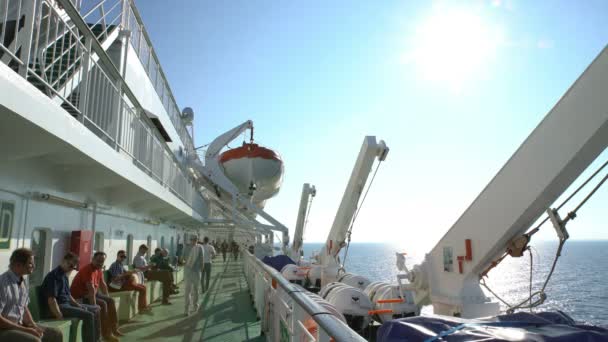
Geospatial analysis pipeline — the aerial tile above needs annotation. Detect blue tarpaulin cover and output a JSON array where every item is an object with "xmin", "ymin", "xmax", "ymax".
[
  {"xmin": 261, "ymin": 255, "xmax": 295, "ymax": 273},
  {"xmin": 376, "ymin": 311, "xmax": 608, "ymax": 342}
]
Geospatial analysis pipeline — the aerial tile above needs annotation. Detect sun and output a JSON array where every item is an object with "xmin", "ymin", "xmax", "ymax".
[{"xmin": 405, "ymin": 7, "xmax": 502, "ymax": 91}]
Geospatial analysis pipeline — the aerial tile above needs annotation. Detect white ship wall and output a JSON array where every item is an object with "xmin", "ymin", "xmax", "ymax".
[
  {"xmin": 0, "ymin": 159, "xmax": 191, "ymax": 282},
  {"xmin": 0, "ymin": 156, "xmax": 214, "ymax": 284}
]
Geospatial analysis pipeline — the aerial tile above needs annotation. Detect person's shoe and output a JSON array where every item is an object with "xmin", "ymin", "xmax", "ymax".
[
  {"xmin": 140, "ymin": 306, "xmax": 152, "ymax": 313},
  {"xmin": 103, "ymin": 334, "xmax": 119, "ymax": 342},
  {"xmin": 162, "ymin": 300, "xmax": 172, "ymax": 305}
]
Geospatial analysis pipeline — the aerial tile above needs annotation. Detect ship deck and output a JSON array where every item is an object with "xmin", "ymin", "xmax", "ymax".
[{"xmin": 121, "ymin": 260, "xmax": 263, "ymax": 342}]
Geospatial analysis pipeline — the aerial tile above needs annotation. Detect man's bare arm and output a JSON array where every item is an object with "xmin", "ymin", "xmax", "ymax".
[
  {"xmin": 47, "ymin": 297, "xmax": 63, "ymax": 319},
  {"xmin": 99, "ymin": 278, "xmax": 109, "ymax": 295},
  {"xmin": 86, "ymin": 282, "xmax": 96, "ymax": 305}
]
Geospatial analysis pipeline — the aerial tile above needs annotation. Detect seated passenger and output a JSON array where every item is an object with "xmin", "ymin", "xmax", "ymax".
[
  {"xmin": 0, "ymin": 248, "xmax": 62, "ymax": 342},
  {"xmin": 149, "ymin": 248, "xmax": 164, "ymax": 269},
  {"xmin": 108, "ymin": 250, "xmax": 151, "ymax": 312},
  {"xmin": 70, "ymin": 252, "xmax": 123, "ymax": 341},
  {"xmin": 40, "ymin": 252, "xmax": 101, "ymax": 342},
  {"xmin": 157, "ymin": 248, "xmax": 175, "ymax": 276},
  {"xmin": 133, "ymin": 245, "xmax": 177, "ymax": 305}
]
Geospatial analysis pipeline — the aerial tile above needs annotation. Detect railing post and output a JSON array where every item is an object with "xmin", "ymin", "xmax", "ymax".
[
  {"xmin": 292, "ymin": 303, "xmax": 306, "ymax": 342},
  {"xmin": 115, "ymin": 25, "xmax": 130, "ymax": 152},
  {"xmin": 78, "ymin": 37, "xmax": 93, "ymax": 122},
  {"xmin": 121, "ymin": 0, "xmax": 130, "ymax": 29},
  {"xmin": 18, "ymin": 0, "xmax": 37, "ymax": 78},
  {"xmin": 114, "ymin": 84, "xmax": 123, "ymax": 151}
]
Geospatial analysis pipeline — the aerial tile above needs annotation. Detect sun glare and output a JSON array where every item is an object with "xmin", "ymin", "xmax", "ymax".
[{"xmin": 405, "ymin": 7, "xmax": 502, "ymax": 91}]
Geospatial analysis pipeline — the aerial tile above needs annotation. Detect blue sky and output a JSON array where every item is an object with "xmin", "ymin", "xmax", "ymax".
[{"xmin": 135, "ymin": 0, "xmax": 608, "ymax": 252}]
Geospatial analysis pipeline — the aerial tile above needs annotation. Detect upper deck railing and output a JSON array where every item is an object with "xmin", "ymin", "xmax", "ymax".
[
  {"xmin": 123, "ymin": 2, "xmax": 195, "ymax": 153},
  {"xmin": 71, "ymin": 0, "xmax": 195, "ymax": 152},
  {"xmin": 0, "ymin": 0, "xmax": 197, "ymax": 207}
]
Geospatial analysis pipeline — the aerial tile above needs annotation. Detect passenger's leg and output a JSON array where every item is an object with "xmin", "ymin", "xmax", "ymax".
[
  {"xmin": 80, "ymin": 303, "xmax": 102, "ymax": 342},
  {"xmin": 201, "ymin": 264, "xmax": 207, "ymax": 293},
  {"xmin": 146, "ymin": 270, "xmax": 173, "ymax": 303},
  {"xmin": 39, "ymin": 326, "xmax": 62, "ymax": 342},
  {"xmin": 96, "ymin": 293, "xmax": 120, "ymax": 335},
  {"xmin": 204, "ymin": 263, "xmax": 212, "ymax": 292},
  {"xmin": 122, "ymin": 281, "xmax": 149, "ymax": 310},
  {"xmin": 184, "ymin": 272, "xmax": 193, "ymax": 314},
  {"xmin": 59, "ymin": 304, "xmax": 97, "ymax": 342},
  {"xmin": 191, "ymin": 271, "xmax": 200, "ymax": 311},
  {"xmin": 0, "ymin": 328, "xmax": 41, "ymax": 341},
  {"xmin": 84, "ymin": 296, "xmax": 112, "ymax": 339}
]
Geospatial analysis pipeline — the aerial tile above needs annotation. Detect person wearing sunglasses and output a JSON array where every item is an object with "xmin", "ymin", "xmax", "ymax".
[
  {"xmin": 108, "ymin": 251, "xmax": 150, "ymax": 313},
  {"xmin": 40, "ymin": 252, "xmax": 102, "ymax": 341}
]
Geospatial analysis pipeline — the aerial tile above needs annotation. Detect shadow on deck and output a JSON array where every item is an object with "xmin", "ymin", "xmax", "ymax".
[{"xmin": 121, "ymin": 259, "xmax": 263, "ymax": 342}]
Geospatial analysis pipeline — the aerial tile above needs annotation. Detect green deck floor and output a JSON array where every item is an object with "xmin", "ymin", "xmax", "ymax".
[{"xmin": 121, "ymin": 260, "xmax": 263, "ymax": 342}]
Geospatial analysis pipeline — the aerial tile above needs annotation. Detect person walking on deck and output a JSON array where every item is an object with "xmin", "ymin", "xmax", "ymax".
[
  {"xmin": 220, "ymin": 240, "xmax": 228, "ymax": 262},
  {"xmin": 41, "ymin": 252, "xmax": 101, "ymax": 342},
  {"xmin": 108, "ymin": 251, "xmax": 150, "ymax": 313},
  {"xmin": 70, "ymin": 251, "xmax": 123, "ymax": 341},
  {"xmin": 184, "ymin": 235, "xmax": 205, "ymax": 316},
  {"xmin": 232, "ymin": 242, "xmax": 240, "ymax": 261},
  {"xmin": 0, "ymin": 248, "xmax": 63, "ymax": 342},
  {"xmin": 200, "ymin": 237, "xmax": 216, "ymax": 293}
]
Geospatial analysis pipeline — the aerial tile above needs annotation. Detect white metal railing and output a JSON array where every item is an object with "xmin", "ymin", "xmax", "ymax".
[
  {"xmin": 0, "ymin": 0, "xmax": 195, "ymax": 206},
  {"xmin": 124, "ymin": 1, "xmax": 195, "ymax": 153},
  {"xmin": 242, "ymin": 250, "xmax": 366, "ymax": 342}
]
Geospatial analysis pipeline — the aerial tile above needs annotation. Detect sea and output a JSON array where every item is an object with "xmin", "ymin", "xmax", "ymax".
[{"xmin": 301, "ymin": 240, "xmax": 608, "ymax": 327}]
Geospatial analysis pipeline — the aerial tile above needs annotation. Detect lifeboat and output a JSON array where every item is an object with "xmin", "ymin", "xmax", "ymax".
[{"xmin": 219, "ymin": 143, "xmax": 284, "ymax": 207}]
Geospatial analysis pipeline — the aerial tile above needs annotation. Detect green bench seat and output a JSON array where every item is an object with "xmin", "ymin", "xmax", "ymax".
[
  {"xmin": 103, "ymin": 270, "xmax": 139, "ymax": 322},
  {"xmin": 28, "ymin": 286, "xmax": 82, "ymax": 342},
  {"xmin": 174, "ymin": 267, "xmax": 184, "ymax": 283},
  {"xmin": 146, "ymin": 280, "xmax": 162, "ymax": 303}
]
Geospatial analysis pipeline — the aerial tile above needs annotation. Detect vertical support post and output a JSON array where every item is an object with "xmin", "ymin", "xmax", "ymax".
[
  {"xmin": 115, "ymin": 27, "xmax": 130, "ymax": 151},
  {"xmin": 18, "ymin": 0, "xmax": 36, "ymax": 78},
  {"xmin": 78, "ymin": 37, "xmax": 92, "ymax": 122},
  {"xmin": 114, "ymin": 89, "xmax": 123, "ymax": 151},
  {"xmin": 292, "ymin": 302, "xmax": 306, "ymax": 342}
]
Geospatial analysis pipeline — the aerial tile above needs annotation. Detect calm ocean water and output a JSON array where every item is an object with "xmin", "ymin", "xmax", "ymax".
[{"xmin": 302, "ymin": 240, "xmax": 608, "ymax": 327}]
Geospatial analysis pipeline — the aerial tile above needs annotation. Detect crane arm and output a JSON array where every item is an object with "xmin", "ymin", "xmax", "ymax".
[
  {"xmin": 291, "ymin": 183, "xmax": 316, "ymax": 259},
  {"xmin": 204, "ymin": 120, "xmax": 253, "ymax": 162},
  {"xmin": 323, "ymin": 136, "xmax": 388, "ymax": 262},
  {"xmin": 411, "ymin": 45, "xmax": 608, "ymax": 318}
]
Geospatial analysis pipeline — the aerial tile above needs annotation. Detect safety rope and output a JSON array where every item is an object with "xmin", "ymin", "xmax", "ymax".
[
  {"xmin": 526, "ymin": 158, "xmax": 608, "ymax": 237},
  {"xmin": 301, "ymin": 195, "xmax": 315, "ymax": 246},
  {"xmin": 529, "ymin": 247, "xmax": 533, "ymax": 311},
  {"xmin": 481, "ymin": 158, "xmax": 608, "ymax": 314},
  {"xmin": 340, "ymin": 161, "xmax": 383, "ymax": 269}
]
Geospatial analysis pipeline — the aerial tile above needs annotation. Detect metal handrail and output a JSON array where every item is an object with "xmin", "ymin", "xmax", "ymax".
[
  {"xmin": 57, "ymin": 0, "xmax": 198, "ymax": 205},
  {"xmin": 0, "ymin": 0, "xmax": 198, "ymax": 208},
  {"xmin": 124, "ymin": 0, "xmax": 194, "ymax": 153},
  {"xmin": 243, "ymin": 250, "xmax": 366, "ymax": 342}
]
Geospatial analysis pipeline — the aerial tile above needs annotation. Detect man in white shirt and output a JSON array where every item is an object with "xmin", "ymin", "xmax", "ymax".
[
  {"xmin": 184, "ymin": 236, "xmax": 205, "ymax": 315},
  {"xmin": 200, "ymin": 237, "xmax": 216, "ymax": 293}
]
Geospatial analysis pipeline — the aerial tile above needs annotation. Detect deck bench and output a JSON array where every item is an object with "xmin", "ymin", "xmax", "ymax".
[
  {"xmin": 28, "ymin": 286, "xmax": 82, "ymax": 342},
  {"xmin": 103, "ymin": 270, "xmax": 139, "ymax": 322}
]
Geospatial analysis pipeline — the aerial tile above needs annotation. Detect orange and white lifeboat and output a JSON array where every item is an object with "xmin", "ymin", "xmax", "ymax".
[{"xmin": 219, "ymin": 143, "xmax": 284, "ymax": 207}]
